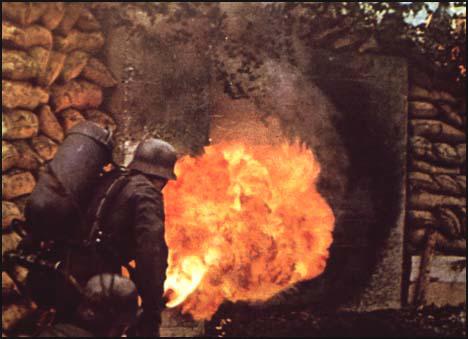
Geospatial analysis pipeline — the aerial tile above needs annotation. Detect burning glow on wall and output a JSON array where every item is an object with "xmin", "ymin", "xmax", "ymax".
[{"xmin": 163, "ymin": 140, "xmax": 335, "ymax": 320}]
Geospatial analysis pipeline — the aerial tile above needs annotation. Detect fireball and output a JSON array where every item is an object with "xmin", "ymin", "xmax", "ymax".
[{"xmin": 163, "ymin": 140, "xmax": 334, "ymax": 320}]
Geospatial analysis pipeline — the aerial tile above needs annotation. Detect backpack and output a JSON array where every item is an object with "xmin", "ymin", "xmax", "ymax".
[{"xmin": 25, "ymin": 121, "xmax": 114, "ymax": 242}]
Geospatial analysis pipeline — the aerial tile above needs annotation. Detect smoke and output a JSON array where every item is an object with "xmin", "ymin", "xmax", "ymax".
[
  {"xmin": 100, "ymin": 3, "xmax": 350, "ymax": 208},
  {"xmin": 258, "ymin": 60, "xmax": 350, "ymax": 209},
  {"xmin": 209, "ymin": 2, "xmax": 350, "ymax": 209},
  {"xmin": 209, "ymin": 57, "xmax": 350, "ymax": 212}
]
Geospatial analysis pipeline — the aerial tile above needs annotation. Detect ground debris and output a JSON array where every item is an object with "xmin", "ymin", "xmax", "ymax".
[{"xmin": 205, "ymin": 302, "xmax": 466, "ymax": 337}]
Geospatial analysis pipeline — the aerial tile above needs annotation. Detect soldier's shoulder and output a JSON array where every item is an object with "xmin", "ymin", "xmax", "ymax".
[
  {"xmin": 127, "ymin": 173, "xmax": 161, "ymax": 195},
  {"xmin": 128, "ymin": 172, "xmax": 152, "ymax": 186}
]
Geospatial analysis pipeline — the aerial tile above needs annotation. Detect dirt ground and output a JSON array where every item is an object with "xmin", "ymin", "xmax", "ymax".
[{"xmin": 205, "ymin": 302, "xmax": 467, "ymax": 337}]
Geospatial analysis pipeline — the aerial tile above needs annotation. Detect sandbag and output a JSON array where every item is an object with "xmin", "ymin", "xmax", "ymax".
[
  {"xmin": 2, "ymin": 232, "xmax": 22, "ymax": 257},
  {"xmin": 2, "ymin": 302, "xmax": 36, "ymax": 333},
  {"xmin": 51, "ymin": 80, "xmax": 102, "ymax": 112},
  {"xmin": 2, "ymin": 272, "xmax": 19, "ymax": 299},
  {"xmin": 23, "ymin": 25, "xmax": 53, "ymax": 48},
  {"xmin": 59, "ymin": 108, "xmax": 86, "ymax": 133},
  {"xmin": 41, "ymin": 2, "xmax": 65, "ymax": 30},
  {"xmin": 12, "ymin": 141, "xmax": 43, "ymax": 171},
  {"xmin": 2, "ymin": 109, "xmax": 39, "ymax": 140},
  {"xmin": 54, "ymin": 30, "xmax": 105, "ymax": 53},
  {"xmin": 2, "ymin": 21, "xmax": 26, "ymax": 48},
  {"xmin": 57, "ymin": 3, "xmax": 85, "ymax": 35},
  {"xmin": 84, "ymin": 109, "xmax": 117, "ymax": 133},
  {"xmin": 2, "ymin": 201, "xmax": 25, "ymax": 229},
  {"xmin": 25, "ymin": 121, "xmax": 113, "ymax": 241},
  {"xmin": 2, "ymin": 172, "xmax": 36, "ymax": 200},
  {"xmin": 2, "ymin": 22, "xmax": 53, "ymax": 49},
  {"xmin": 81, "ymin": 57, "xmax": 118, "ymax": 87},
  {"xmin": 28, "ymin": 46, "xmax": 50, "ymax": 76},
  {"xmin": 2, "ymin": 2, "xmax": 47, "ymax": 26},
  {"xmin": 2, "ymin": 49, "xmax": 38, "ymax": 80},
  {"xmin": 76, "ymin": 9, "xmax": 101, "ymax": 32},
  {"xmin": 2, "ymin": 142, "xmax": 19, "ymax": 172},
  {"xmin": 60, "ymin": 51, "xmax": 89, "ymax": 82},
  {"xmin": 38, "ymin": 105, "xmax": 65, "ymax": 143},
  {"xmin": 12, "ymin": 196, "xmax": 29, "ymax": 219},
  {"xmin": 31, "ymin": 135, "xmax": 58, "ymax": 162},
  {"xmin": 37, "ymin": 50, "xmax": 67, "ymax": 87},
  {"xmin": 2, "ymin": 80, "xmax": 49, "ymax": 110}
]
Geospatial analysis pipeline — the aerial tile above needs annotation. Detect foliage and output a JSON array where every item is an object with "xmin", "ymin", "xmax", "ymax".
[
  {"xmin": 360, "ymin": 2, "xmax": 466, "ymax": 83},
  {"xmin": 277, "ymin": 2, "xmax": 466, "ymax": 84}
]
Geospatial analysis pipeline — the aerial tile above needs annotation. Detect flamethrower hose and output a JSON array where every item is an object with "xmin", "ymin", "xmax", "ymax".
[
  {"xmin": 2, "ymin": 251, "xmax": 85, "ymax": 298},
  {"xmin": 3, "ymin": 251, "xmax": 143, "ymax": 337},
  {"xmin": 3, "ymin": 219, "xmax": 84, "ymax": 298}
]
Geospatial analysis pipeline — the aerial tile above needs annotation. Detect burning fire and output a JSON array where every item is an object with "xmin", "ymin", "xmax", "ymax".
[{"xmin": 163, "ymin": 140, "xmax": 335, "ymax": 320}]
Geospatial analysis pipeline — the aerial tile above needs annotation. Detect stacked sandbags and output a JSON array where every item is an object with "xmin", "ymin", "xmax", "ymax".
[
  {"xmin": 1, "ymin": 2, "xmax": 117, "ymax": 336},
  {"xmin": 407, "ymin": 69, "xmax": 466, "ymax": 256}
]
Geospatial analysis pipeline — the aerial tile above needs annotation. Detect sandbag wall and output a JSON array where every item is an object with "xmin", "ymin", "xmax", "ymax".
[
  {"xmin": 406, "ymin": 74, "xmax": 466, "ymax": 255},
  {"xmin": 2, "ymin": 3, "xmax": 117, "ymax": 335},
  {"xmin": 406, "ymin": 69, "xmax": 466, "ymax": 306}
]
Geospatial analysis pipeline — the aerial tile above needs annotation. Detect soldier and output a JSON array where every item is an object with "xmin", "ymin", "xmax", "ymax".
[
  {"xmin": 75, "ymin": 138, "xmax": 178, "ymax": 336},
  {"xmin": 21, "ymin": 133, "xmax": 177, "ymax": 336},
  {"xmin": 39, "ymin": 274, "xmax": 139, "ymax": 337}
]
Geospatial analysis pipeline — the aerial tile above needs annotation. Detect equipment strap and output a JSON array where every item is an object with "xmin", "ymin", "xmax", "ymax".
[{"xmin": 87, "ymin": 168, "xmax": 131, "ymax": 244}]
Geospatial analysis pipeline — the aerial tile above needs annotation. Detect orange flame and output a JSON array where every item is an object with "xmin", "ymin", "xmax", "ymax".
[{"xmin": 163, "ymin": 140, "xmax": 335, "ymax": 320}]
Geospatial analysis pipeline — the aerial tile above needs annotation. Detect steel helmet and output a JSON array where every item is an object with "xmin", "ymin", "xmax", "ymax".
[
  {"xmin": 76, "ymin": 274, "xmax": 138, "ymax": 335},
  {"xmin": 128, "ymin": 138, "xmax": 177, "ymax": 180}
]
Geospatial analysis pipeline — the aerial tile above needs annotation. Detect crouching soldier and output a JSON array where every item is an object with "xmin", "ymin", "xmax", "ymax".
[
  {"xmin": 23, "ymin": 127, "xmax": 178, "ymax": 337},
  {"xmin": 70, "ymin": 138, "xmax": 178, "ymax": 336},
  {"xmin": 39, "ymin": 274, "xmax": 139, "ymax": 337}
]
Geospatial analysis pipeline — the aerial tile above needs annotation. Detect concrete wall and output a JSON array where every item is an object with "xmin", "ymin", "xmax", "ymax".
[{"xmin": 95, "ymin": 3, "xmax": 410, "ymax": 313}]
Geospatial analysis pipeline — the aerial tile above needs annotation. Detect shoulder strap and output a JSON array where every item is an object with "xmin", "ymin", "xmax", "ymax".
[{"xmin": 86, "ymin": 168, "xmax": 132, "ymax": 244}]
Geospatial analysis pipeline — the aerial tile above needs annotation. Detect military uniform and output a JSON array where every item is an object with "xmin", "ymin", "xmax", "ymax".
[
  {"xmin": 72, "ymin": 169, "xmax": 169, "ymax": 336},
  {"xmin": 24, "ymin": 137, "xmax": 176, "ymax": 336}
]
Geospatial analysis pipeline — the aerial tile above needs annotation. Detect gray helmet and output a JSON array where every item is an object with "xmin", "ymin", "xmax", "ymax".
[
  {"xmin": 76, "ymin": 274, "xmax": 138, "ymax": 336},
  {"xmin": 128, "ymin": 138, "xmax": 177, "ymax": 180}
]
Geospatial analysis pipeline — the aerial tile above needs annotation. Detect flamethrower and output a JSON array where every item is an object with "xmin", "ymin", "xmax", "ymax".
[
  {"xmin": 2, "ymin": 220, "xmax": 82, "ymax": 304},
  {"xmin": 2, "ymin": 220, "xmax": 143, "ymax": 337},
  {"xmin": 3, "ymin": 250, "xmax": 84, "ymax": 298}
]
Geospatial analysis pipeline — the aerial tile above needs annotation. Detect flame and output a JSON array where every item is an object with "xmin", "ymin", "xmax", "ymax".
[
  {"xmin": 163, "ymin": 140, "xmax": 335, "ymax": 320},
  {"xmin": 164, "ymin": 256, "xmax": 208, "ymax": 308}
]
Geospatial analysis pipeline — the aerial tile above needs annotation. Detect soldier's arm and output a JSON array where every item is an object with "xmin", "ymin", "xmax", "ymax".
[{"xmin": 132, "ymin": 181, "xmax": 168, "ymax": 335}]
